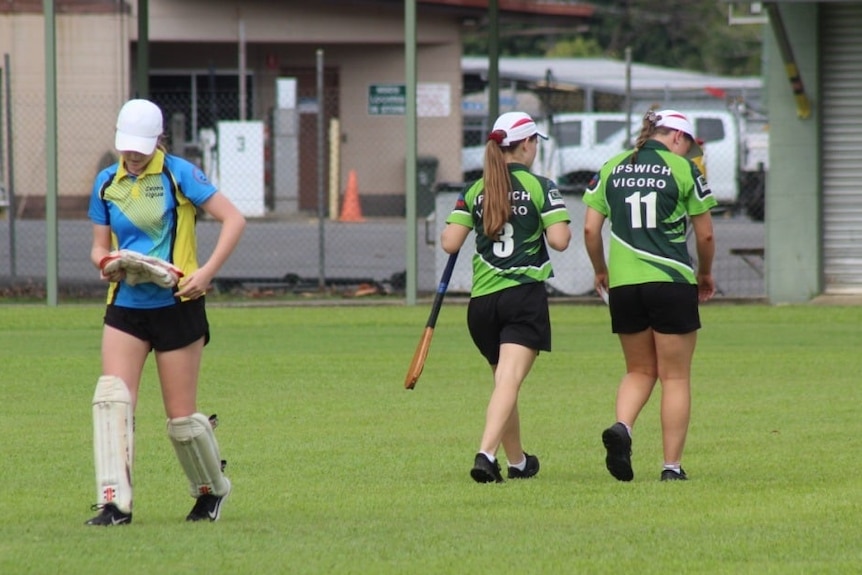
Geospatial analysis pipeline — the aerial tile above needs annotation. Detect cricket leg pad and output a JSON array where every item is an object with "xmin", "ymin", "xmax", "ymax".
[
  {"xmin": 92, "ymin": 375, "xmax": 134, "ymax": 514},
  {"xmin": 167, "ymin": 413, "xmax": 231, "ymax": 498}
]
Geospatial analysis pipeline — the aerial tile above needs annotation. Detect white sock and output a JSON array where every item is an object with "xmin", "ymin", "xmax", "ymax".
[
  {"xmin": 663, "ymin": 463, "xmax": 681, "ymax": 473},
  {"xmin": 480, "ymin": 451, "xmax": 496, "ymax": 463},
  {"xmin": 508, "ymin": 456, "xmax": 527, "ymax": 470},
  {"xmin": 620, "ymin": 422, "xmax": 633, "ymax": 437}
]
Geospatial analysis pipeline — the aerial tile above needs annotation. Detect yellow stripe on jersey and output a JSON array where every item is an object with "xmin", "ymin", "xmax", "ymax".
[
  {"xmin": 164, "ymin": 168, "xmax": 200, "ymax": 283},
  {"xmin": 105, "ymin": 152, "xmax": 169, "ymax": 242}
]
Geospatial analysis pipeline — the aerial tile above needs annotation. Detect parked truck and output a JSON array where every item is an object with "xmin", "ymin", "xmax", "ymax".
[
  {"xmin": 462, "ymin": 108, "xmax": 768, "ymax": 220},
  {"xmin": 544, "ymin": 109, "xmax": 769, "ymax": 220}
]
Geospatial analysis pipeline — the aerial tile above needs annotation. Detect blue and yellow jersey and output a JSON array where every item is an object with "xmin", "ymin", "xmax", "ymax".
[{"xmin": 88, "ymin": 150, "xmax": 217, "ymax": 308}]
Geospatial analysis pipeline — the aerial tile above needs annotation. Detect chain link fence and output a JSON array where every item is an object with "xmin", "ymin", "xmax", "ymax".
[{"xmin": 0, "ymin": 63, "xmax": 765, "ymax": 301}]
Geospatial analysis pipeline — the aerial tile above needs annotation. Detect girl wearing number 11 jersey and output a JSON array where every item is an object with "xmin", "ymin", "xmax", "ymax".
[{"xmin": 583, "ymin": 108, "xmax": 716, "ymax": 483}]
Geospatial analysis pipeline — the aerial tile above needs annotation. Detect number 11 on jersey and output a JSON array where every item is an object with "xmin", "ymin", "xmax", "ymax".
[{"xmin": 625, "ymin": 191, "xmax": 657, "ymax": 229}]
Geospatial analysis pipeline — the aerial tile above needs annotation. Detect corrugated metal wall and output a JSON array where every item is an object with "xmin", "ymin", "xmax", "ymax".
[{"xmin": 821, "ymin": 2, "xmax": 862, "ymax": 293}]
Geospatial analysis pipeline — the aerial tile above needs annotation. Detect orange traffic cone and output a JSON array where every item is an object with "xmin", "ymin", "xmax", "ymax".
[{"xmin": 339, "ymin": 169, "xmax": 365, "ymax": 222}]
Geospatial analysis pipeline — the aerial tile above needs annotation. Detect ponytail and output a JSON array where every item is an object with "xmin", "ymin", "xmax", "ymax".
[
  {"xmin": 630, "ymin": 109, "xmax": 659, "ymax": 165},
  {"xmin": 482, "ymin": 130, "xmax": 513, "ymax": 240}
]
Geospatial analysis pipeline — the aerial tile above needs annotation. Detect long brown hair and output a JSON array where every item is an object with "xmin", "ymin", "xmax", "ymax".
[{"xmin": 482, "ymin": 129, "xmax": 516, "ymax": 240}]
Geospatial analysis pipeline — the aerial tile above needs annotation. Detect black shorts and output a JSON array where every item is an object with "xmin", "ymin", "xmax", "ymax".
[
  {"xmin": 104, "ymin": 298, "xmax": 210, "ymax": 352},
  {"xmin": 609, "ymin": 282, "xmax": 700, "ymax": 335},
  {"xmin": 467, "ymin": 282, "xmax": 551, "ymax": 365}
]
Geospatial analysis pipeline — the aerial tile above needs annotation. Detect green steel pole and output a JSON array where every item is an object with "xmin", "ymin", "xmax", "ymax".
[
  {"xmin": 405, "ymin": 0, "xmax": 417, "ymax": 305},
  {"xmin": 43, "ymin": 0, "xmax": 58, "ymax": 306},
  {"xmin": 488, "ymin": 0, "xmax": 499, "ymax": 122},
  {"xmin": 4, "ymin": 53, "xmax": 16, "ymax": 278},
  {"xmin": 137, "ymin": 0, "xmax": 149, "ymax": 98},
  {"xmin": 316, "ymin": 49, "xmax": 325, "ymax": 289}
]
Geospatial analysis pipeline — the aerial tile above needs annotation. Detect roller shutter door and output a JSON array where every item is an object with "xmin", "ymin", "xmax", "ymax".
[{"xmin": 822, "ymin": 3, "xmax": 862, "ymax": 293}]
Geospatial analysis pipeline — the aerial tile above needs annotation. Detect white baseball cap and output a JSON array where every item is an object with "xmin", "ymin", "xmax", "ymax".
[
  {"xmin": 491, "ymin": 111, "xmax": 547, "ymax": 146},
  {"xmin": 115, "ymin": 99, "xmax": 163, "ymax": 155},
  {"xmin": 655, "ymin": 109, "xmax": 702, "ymax": 157}
]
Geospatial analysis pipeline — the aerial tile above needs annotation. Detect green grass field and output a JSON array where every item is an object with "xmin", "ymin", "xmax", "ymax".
[{"xmin": 0, "ymin": 302, "xmax": 859, "ymax": 574}]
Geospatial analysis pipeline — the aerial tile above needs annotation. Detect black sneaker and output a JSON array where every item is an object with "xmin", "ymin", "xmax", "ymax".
[
  {"xmin": 660, "ymin": 468, "xmax": 688, "ymax": 481},
  {"xmin": 186, "ymin": 479, "xmax": 231, "ymax": 522},
  {"xmin": 470, "ymin": 453, "xmax": 504, "ymax": 484},
  {"xmin": 602, "ymin": 422, "xmax": 634, "ymax": 482},
  {"xmin": 85, "ymin": 503, "xmax": 132, "ymax": 526},
  {"xmin": 507, "ymin": 452, "xmax": 540, "ymax": 479}
]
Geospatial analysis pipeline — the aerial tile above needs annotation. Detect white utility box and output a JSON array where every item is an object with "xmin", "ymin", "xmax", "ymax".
[{"xmin": 217, "ymin": 121, "xmax": 265, "ymax": 217}]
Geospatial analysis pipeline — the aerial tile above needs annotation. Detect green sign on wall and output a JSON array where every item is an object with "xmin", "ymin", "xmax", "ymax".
[{"xmin": 368, "ymin": 84, "xmax": 406, "ymax": 115}]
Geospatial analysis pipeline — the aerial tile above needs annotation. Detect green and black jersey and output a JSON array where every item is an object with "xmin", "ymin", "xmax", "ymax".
[
  {"xmin": 446, "ymin": 163, "xmax": 570, "ymax": 297},
  {"xmin": 582, "ymin": 140, "xmax": 717, "ymax": 288}
]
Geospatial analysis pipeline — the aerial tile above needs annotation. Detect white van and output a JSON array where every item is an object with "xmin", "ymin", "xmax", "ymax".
[{"xmin": 545, "ymin": 110, "xmax": 768, "ymax": 218}]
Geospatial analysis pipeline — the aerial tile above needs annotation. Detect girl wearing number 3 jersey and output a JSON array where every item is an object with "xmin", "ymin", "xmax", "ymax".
[
  {"xmin": 441, "ymin": 111, "xmax": 571, "ymax": 483},
  {"xmin": 583, "ymin": 108, "xmax": 717, "ymax": 483}
]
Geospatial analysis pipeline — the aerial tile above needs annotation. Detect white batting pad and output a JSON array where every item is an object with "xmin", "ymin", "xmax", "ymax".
[
  {"xmin": 92, "ymin": 375, "xmax": 134, "ymax": 514},
  {"xmin": 167, "ymin": 413, "xmax": 230, "ymax": 498}
]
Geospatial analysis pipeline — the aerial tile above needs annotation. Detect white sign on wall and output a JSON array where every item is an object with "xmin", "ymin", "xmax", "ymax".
[{"xmin": 417, "ymin": 83, "xmax": 450, "ymax": 117}]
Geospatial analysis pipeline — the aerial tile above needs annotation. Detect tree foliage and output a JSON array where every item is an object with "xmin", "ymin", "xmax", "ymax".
[{"xmin": 462, "ymin": 0, "xmax": 764, "ymax": 76}]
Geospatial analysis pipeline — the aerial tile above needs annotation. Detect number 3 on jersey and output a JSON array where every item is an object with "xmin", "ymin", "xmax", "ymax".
[
  {"xmin": 625, "ymin": 191, "xmax": 657, "ymax": 229},
  {"xmin": 493, "ymin": 223, "xmax": 515, "ymax": 257}
]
